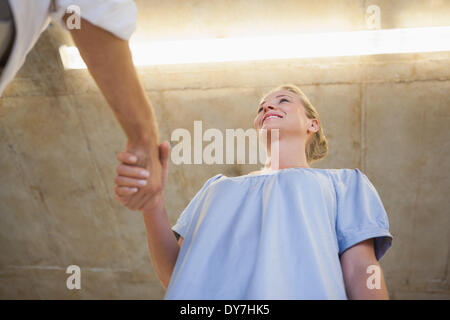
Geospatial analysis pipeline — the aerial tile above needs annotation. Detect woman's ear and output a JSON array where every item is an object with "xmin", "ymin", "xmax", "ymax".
[{"xmin": 308, "ymin": 119, "xmax": 320, "ymax": 134}]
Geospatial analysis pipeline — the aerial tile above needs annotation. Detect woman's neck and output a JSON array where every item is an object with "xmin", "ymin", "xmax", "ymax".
[{"xmin": 264, "ymin": 134, "xmax": 310, "ymax": 170}]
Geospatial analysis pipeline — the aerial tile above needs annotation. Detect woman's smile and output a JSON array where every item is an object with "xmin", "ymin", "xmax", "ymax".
[{"xmin": 262, "ymin": 111, "xmax": 284, "ymax": 125}]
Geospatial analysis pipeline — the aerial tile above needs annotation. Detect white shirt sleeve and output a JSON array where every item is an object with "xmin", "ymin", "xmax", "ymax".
[{"xmin": 49, "ymin": 0, "xmax": 137, "ymax": 40}]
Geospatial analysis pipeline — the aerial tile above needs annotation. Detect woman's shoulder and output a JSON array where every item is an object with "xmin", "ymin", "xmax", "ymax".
[
  {"xmin": 209, "ymin": 168, "xmax": 364, "ymax": 182},
  {"xmin": 204, "ymin": 173, "xmax": 224, "ymax": 185},
  {"xmin": 323, "ymin": 167, "xmax": 364, "ymax": 181},
  {"xmin": 331, "ymin": 167, "xmax": 366, "ymax": 178},
  {"xmin": 326, "ymin": 167, "xmax": 360, "ymax": 175},
  {"xmin": 326, "ymin": 168, "xmax": 377, "ymax": 194},
  {"xmin": 216, "ymin": 167, "xmax": 360, "ymax": 181}
]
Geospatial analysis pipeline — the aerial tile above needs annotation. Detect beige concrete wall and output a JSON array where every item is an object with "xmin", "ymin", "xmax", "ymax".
[{"xmin": 0, "ymin": 0, "xmax": 449, "ymax": 299}]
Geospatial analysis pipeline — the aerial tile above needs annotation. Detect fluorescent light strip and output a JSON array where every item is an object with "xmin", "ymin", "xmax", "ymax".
[{"xmin": 59, "ymin": 26, "xmax": 450, "ymax": 69}]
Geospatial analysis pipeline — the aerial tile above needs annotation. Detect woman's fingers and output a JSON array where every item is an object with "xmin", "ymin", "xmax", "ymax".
[
  {"xmin": 115, "ymin": 186, "xmax": 138, "ymax": 197},
  {"xmin": 114, "ymin": 192, "xmax": 126, "ymax": 202},
  {"xmin": 116, "ymin": 163, "xmax": 149, "ymax": 179},
  {"xmin": 116, "ymin": 151, "xmax": 138, "ymax": 165},
  {"xmin": 115, "ymin": 175, "xmax": 147, "ymax": 188}
]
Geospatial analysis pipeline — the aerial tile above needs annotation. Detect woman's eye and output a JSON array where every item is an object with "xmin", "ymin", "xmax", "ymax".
[{"xmin": 258, "ymin": 98, "xmax": 288, "ymax": 113}]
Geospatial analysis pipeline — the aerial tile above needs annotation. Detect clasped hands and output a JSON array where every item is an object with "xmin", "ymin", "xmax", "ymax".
[{"xmin": 114, "ymin": 141, "xmax": 170, "ymax": 214}]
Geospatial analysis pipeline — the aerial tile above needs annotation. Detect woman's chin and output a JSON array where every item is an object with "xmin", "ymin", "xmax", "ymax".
[{"xmin": 261, "ymin": 123, "xmax": 282, "ymax": 131}]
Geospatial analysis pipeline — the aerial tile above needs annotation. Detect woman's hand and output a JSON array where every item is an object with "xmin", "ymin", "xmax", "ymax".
[{"xmin": 114, "ymin": 141, "xmax": 170, "ymax": 213}]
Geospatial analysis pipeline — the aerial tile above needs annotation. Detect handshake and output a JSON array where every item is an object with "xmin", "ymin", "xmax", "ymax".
[{"xmin": 114, "ymin": 141, "xmax": 171, "ymax": 214}]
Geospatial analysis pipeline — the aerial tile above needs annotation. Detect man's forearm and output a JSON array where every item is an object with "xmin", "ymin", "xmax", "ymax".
[{"xmin": 68, "ymin": 17, "xmax": 158, "ymax": 148}]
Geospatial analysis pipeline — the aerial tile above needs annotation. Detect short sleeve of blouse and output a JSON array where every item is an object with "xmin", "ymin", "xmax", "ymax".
[
  {"xmin": 334, "ymin": 169, "xmax": 393, "ymax": 261},
  {"xmin": 172, "ymin": 174, "xmax": 222, "ymax": 239}
]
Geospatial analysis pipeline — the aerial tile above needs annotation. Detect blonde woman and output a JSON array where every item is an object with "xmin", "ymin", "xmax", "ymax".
[{"xmin": 114, "ymin": 84, "xmax": 393, "ymax": 299}]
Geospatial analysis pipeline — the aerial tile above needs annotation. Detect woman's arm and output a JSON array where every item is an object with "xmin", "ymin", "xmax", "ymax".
[
  {"xmin": 115, "ymin": 145, "xmax": 180, "ymax": 290},
  {"xmin": 140, "ymin": 199, "xmax": 181, "ymax": 290},
  {"xmin": 339, "ymin": 239, "xmax": 390, "ymax": 299}
]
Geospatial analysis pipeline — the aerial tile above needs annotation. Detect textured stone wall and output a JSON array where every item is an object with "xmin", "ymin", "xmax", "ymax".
[{"xmin": 0, "ymin": 0, "xmax": 449, "ymax": 299}]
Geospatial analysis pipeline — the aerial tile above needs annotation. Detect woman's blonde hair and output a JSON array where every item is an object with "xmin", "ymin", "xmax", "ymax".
[{"xmin": 260, "ymin": 84, "xmax": 329, "ymax": 165}]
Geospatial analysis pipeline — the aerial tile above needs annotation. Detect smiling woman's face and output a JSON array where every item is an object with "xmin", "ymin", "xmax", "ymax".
[{"xmin": 253, "ymin": 89, "xmax": 314, "ymax": 140}]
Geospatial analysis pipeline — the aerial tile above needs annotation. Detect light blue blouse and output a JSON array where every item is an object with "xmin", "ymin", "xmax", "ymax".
[{"xmin": 165, "ymin": 168, "xmax": 393, "ymax": 300}]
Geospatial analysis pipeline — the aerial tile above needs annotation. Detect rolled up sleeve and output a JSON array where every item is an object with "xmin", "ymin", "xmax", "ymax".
[{"xmin": 50, "ymin": 0, "xmax": 137, "ymax": 40}]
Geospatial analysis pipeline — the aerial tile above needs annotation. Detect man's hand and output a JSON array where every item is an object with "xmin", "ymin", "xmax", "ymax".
[{"xmin": 115, "ymin": 141, "xmax": 170, "ymax": 213}]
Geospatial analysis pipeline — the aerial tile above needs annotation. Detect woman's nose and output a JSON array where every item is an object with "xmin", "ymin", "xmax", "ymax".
[{"xmin": 263, "ymin": 105, "xmax": 275, "ymax": 113}]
